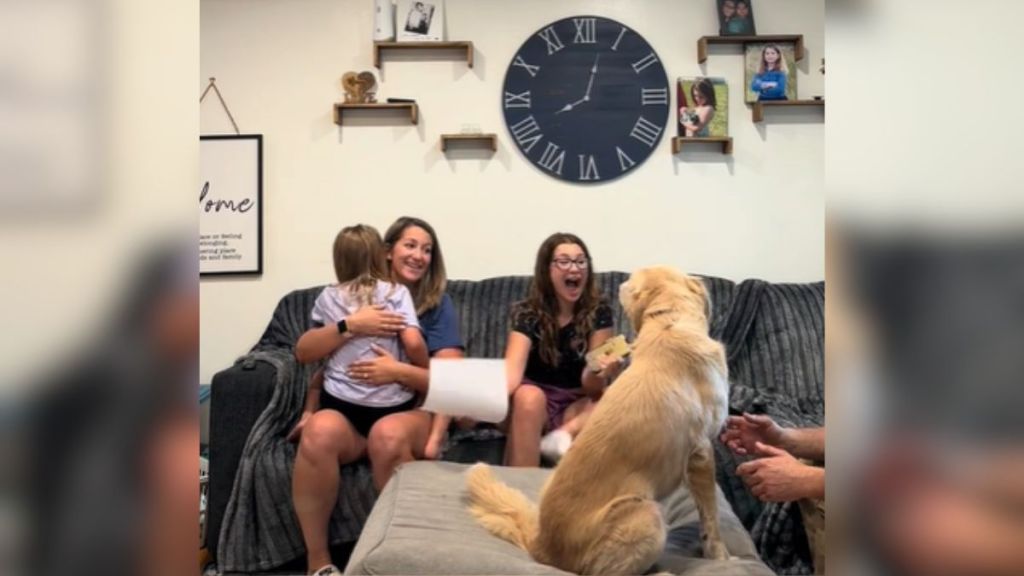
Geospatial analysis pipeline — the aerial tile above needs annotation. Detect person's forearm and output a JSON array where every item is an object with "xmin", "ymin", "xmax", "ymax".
[
  {"xmin": 303, "ymin": 386, "xmax": 321, "ymax": 413},
  {"xmin": 395, "ymin": 363, "xmax": 429, "ymax": 394},
  {"xmin": 581, "ymin": 369, "xmax": 606, "ymax": 397},
  {"xmin": 295, "ymin": 325, "xmax": 353, "ymax": 364},
  {"xmin": 782, "ymin": 427, "xmax": 825, "ymax": 461},
  {"xmin": 803, "ymin": 465, "xmax": 825, "ymax": 500}
]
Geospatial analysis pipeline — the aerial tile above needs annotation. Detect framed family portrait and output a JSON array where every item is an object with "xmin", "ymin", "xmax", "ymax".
[
  {"xmin": 744, "ymin": 42, "xmax": 798, "ymax": 103},
  {"xmin": 717, "ymin": 0, "xmax": 756, "ymax": 36},
  {"xmin": 396, "ymin": 0, "xmax": 445, "ymax": 42},
  {"xmin": 678, "ymin": 77, "xmax": 729, "ymax": 138},
  {"xmin": 199, "ymin": 134, "xmax": 263, "ymax": 276}
]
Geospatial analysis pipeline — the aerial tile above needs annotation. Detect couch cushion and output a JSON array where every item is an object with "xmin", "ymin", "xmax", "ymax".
[{"xmin": 344, "ymin": 461, "xmax": 773, "ymax": 576}]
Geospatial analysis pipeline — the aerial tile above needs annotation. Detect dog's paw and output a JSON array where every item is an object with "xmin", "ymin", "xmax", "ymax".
[{"xmin": 702, "ymin": 540, "xmax": 730, "ymax": 561}]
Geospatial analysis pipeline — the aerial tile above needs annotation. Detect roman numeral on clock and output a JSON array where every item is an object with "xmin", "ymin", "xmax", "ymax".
[
  {"xmin": 616, "ymin": 146, "xmax": 636, "ymax": 172},
  {"xmin": 573, "ymin": 18, "xmax": 596, "ymax": 44},
  {"xmin": 641, "ymin": 87, "xmax": 668, "ymax": 106},
  {"xmin": 611, "ymin": 27, "xmax": 627, "ymax": 51},
  {"xmin": 504, "ymin": 91, "xmax": 531, "ymax": 109},
  {"xmin": 629, "ymin": 117, "xmax": 662, "ymax": 148},
  {"xmin": 578, "ymin": 154, "xmax": 600, "ymax": 181},
  {"xmin": 538, "ymin": 26, "xmax": 565, "ymax": 55},
  {"xmin": 510, "ymin": 115, "xmax": 543, "ymax": 153},
  {"xmin": 631, "ymin": 52, "xmax": 659, "ymax": 74},
  {"xmin": 513, "ymin": 54, "xmax": 540, "ymax": 78},
  {"xmin": 537, "ymin": 142, "xmax": 566, "ymax": 175}
]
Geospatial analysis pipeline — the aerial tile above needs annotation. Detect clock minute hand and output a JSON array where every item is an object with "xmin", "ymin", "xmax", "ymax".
[
  {"xmin": 581, "ymin": 53, "xmax": 600, "ymax": 101},
  {"xmin": 554, "ymin": 54, "xmax": 601, "ymax": 115}
]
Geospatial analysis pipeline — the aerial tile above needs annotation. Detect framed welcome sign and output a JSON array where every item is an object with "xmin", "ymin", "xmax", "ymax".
[{"xmin": 199, "ymin": 134, "xmax": 263, "ymax": 276}]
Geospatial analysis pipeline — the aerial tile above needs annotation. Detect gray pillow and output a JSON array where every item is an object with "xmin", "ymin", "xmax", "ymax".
[{"xmin": 345, "ymin": 461, "xmax": 773, "ymax": 576}]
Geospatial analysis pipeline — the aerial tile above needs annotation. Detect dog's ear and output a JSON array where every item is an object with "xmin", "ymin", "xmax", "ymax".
[{"xmin": 683, "ymin": 275, "xmax": 711, "ymax": 321}]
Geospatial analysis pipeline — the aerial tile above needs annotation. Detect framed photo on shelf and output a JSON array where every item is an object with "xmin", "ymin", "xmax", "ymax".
[
  {"xmin": 396, "ymin": 0, "xmax": 445, "ymax": 42},
  {"xmin": 717, "ymin": 0, "xmax": 756, "ymax": 36},
  {"xmin": 744, "ymin": 42, "xmax": 797, "ymax": 103},
  {"xmin": 678, "ymin": 77, "xmax": 729, "ymax": 138},
  {"xmin": 199, "ymin": 134, "xmax": 263, "ymax": 276}
]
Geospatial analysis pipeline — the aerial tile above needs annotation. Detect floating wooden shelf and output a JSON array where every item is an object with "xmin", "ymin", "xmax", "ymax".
[
  {"xmin": 672, "ymin": 136, "xmax": 733, "ymax": 155},
  {"xmin": 440, "ymin": 133, "xmax": 497, "ymax": 152},
  {"xmin": 333, "ymin": 102, "xmax": 419, "ymax": 125},
  {"xmin": 751, "ymin": 99, "xmax": 824, "ymax": 122},
  {"xmin": 374, "ymin": 41, "xmax": 474, "ymax": 68},
  {"xmin": 697, "ymin": 35, "xmax": 804, "ymax": 63}
]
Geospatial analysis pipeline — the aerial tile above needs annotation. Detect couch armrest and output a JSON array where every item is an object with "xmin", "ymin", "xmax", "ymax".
[{"xmin": 205, "ymin": 356, "xmax": 278, "ymax": 555}]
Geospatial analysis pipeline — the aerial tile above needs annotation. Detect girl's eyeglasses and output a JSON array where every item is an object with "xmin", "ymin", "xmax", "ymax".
[{"xmin": 551, "ymin": 258, "xmax": 589, "ymax": 271}]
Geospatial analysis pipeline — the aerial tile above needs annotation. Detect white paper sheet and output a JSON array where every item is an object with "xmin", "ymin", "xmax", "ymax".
[{"xmin": 422, "ymin": 358, "xmax": 508, "ymax": 423}]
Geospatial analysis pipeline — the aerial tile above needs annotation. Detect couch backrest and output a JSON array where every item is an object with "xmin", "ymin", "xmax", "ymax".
[{"xmin": 254, "ymin": 272, "xmax": 741, "ymax": 358}]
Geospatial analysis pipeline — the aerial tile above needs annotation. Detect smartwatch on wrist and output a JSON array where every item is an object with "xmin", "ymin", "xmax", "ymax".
[{"xmin": 336, "ymin": 319, "xmax": 348, "ymax": 335}]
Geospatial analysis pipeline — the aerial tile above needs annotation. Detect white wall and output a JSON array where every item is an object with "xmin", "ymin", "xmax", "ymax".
[{"xmin": 200, "ymin": 0, "xmax": 824, "ymax": 383}]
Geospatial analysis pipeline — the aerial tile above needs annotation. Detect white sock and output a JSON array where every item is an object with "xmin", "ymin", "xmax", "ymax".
[{"xmin": 540, "ymin": 429, "xmax": 573, "ymax": 463}]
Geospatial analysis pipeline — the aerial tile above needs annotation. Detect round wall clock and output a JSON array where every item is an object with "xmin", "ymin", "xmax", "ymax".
[{"xmin": 502, "ymin": 16, "xmax": 670, "ymax": 183}]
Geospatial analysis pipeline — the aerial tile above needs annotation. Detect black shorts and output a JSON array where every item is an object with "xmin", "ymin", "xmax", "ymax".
[{"xmin": 318, "ymin": 393, "xmax": 417, "ymax": 438}]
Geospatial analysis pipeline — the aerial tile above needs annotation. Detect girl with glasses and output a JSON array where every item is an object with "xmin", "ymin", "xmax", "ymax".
[{"xmin": 503, "ymin": 232, "xmax": 623, "ymax": 466}]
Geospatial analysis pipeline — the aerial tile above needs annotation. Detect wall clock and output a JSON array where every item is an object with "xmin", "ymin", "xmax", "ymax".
[{"xmin": 502, "ymin": 16, "xmax": 670, "ymax": 183}]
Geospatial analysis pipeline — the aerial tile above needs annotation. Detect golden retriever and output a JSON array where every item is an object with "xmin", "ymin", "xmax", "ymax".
[{"xmin": 465, "ymin": 266, "xmax": 731, "ymax": 574}]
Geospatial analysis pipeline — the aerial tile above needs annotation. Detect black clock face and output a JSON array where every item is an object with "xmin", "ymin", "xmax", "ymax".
[{"xmin": 502, "ymin": 16, "xmax": 670, "ymax": 183}]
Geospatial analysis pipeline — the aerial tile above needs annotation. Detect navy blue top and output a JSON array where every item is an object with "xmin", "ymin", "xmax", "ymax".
[{"xmin": 420, "ymin": 293, "xmax": 464, "ymax": 355}]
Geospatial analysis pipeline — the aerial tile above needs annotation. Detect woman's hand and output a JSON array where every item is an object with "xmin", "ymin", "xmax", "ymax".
[
  {"xmin": 348, "ymin": 344, "xmax": 404, "ymax": 385},
  {"xmin": 346, "ymin": 305, "xmax": 407, "ymax": 337},
  {"xmin": 287, "ymin": 410, "xmax": 313, "ymax": 443}
]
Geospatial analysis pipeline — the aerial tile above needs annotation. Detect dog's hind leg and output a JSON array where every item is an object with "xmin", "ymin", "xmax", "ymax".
[
  {"xmin": 687, "ymin": 439, "xmax": 730, "ymax": 560},
  {"xmin": 577, "ymin": 495, "xmax": 667, "ymax": 575}
]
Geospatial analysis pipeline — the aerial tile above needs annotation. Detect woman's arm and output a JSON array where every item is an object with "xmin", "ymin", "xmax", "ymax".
[
  {"xmin": 581, "ymin": 327, "xmax": 617, "ymax": 396},
  {"xmin": 347, "ymin": 345, "xmax": 463, "ymax": 395},
  {"xmin": 505, "ymin": 331, "xmax": 531, "ymax": 395},
  {"xmin": 295, "ymin": 304, "xmax": 407, "ymax": 364},
  {"xmin": 693, "ymin": 107, "xmax": 715, "ymax": 133}
]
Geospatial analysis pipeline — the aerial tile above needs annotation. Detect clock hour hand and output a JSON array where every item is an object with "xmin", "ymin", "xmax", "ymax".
[{"xmin": 555, "ymin": 54, "xmax": 600, "ymax": 115}]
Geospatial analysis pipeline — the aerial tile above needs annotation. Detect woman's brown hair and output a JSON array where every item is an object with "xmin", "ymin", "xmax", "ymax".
[
  {"xmin": 383, "ymin": 216, "xmax": 447, "ymax": 316},
  {"xmin": 513, "ymin": 232, "xmax": 602, "ymax": 366}
]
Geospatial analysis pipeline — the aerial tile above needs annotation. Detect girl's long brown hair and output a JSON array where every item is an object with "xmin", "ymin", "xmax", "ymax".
[
  {"xmin": 332, "ymin": 224, "xmax": 391, "ymax": 305},
  {"xmin": 513, "ymin": 232, "xmax": 602, "ymax": 366},
  {"xmin": 383, "ymin": 216, "xmax": 447, "ymax": 316},
  {"xmin": 758, "ymin": 44, "xmax": 789, "ymax": 74}
]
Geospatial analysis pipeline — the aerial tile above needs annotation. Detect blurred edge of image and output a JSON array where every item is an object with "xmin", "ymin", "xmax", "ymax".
[{"xmin": 1, "ymin": 1, "xmax": 1023, "ymax": 576}]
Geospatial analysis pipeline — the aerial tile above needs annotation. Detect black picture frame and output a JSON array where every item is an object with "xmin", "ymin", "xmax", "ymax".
[{"xmin": 199, "ymin": 134, "xmax": 263, "ymax": 277}]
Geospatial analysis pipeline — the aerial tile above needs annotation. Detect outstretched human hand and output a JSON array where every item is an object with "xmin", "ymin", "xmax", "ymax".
[
  {"xmin": 719, "ymin": 412, "xmax": 787, "ymax": 456},
  {"xmin": 736, "ymin": 442, "xmax": 823, "ymax": 502}
]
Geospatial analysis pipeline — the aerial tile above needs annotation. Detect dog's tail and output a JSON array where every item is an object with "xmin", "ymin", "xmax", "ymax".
[{"xmin": 465, "ymin": 463, "xmax": 538, "ymax": 552}]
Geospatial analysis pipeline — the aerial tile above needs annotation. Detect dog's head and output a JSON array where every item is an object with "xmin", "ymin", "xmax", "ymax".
[{"xmin": 619, "ymin": 267, "xmax": 709, "ymax": 333}]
